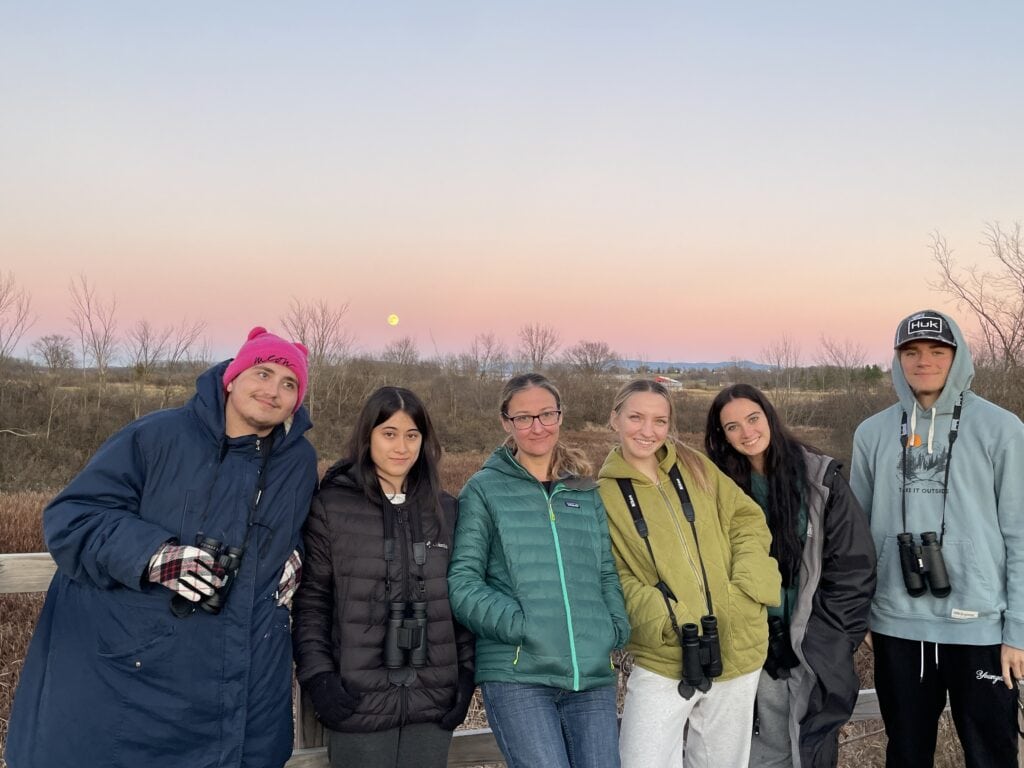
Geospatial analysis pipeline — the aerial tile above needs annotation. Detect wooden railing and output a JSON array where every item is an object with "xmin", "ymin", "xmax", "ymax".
[
  {"xmin": 3, "ymin": 552, "xmax": 1019, "ymax": 767},
  {"xmin": 0, "ymin": 552, "xmax": 504, "ymax": 767}
]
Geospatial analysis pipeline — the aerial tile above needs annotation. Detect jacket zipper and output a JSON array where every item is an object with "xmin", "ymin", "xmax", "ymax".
[
  {"xmin": 656, "ymin": 482, "xmax": 706, "ymax": 610},
  {"xmin": 397, "ymin": 505, "xmax": 411, "ymax": 725},
  {"xmin": 546, "ymin": 485, "xmax": 581, "ymax": 691}
]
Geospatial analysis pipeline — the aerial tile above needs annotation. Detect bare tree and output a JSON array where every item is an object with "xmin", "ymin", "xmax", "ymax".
[
  {"xmin": 126, "ymin": 320, "xmax": 173, "ymax": 374},
  {"xmin": 280, "ymin": 298, "xmax": 353, "ymax": 367},
  {"xmin": 126, "ymin": 319, "xmax": 203, "ymax": 417},
  {"xmin": 930, "ymin": 223, "xmax": 1024, "ymax": 369},
  {"xmin": 68, "ymin": 274, "xmax": 118, "ymax": 387},
  {"xmin": 517, "ymin": 323, "xmax": 560, "ymax": 370},
  {"xmin": 164, "ymin": 319, "xmax": 206, "ymax": 369},
  {"xmin": 31, "ymin": 334, "xmax": 76, "ymax": 371},
  {"xmin": 0, "ymin": 272, "xmax": 34, "ymax": 362},
  {"xmin": 817, "ymin": 336, "xmax": 867, "ymax": 394},
  {"xmin": 280, "ymin": 298, "xmax": 353, "ymax": 416},
  {"xmin": 563, "ymin": 339, "xmax": 618, "ymax": 373},
  {"xmin": 382, "ymin": 335, "xmax": 419, "ymax": 367},
  {"xmin": 760, "ymin": 334, "xmax": 802, "ymax": 391},
  {"xmin": 463, "ymin": 332, "xmax": 509, "ymax": 379}
]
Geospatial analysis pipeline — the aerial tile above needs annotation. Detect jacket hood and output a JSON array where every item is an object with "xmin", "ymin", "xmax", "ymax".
[
  {"xmin": 320, "ymin": 458, "xmax": 362, "ymax": 491},
  {"xmin": 598, "ymin": 441, "xmax": 678, "ymax": 485},
  {"xmin": 190, "ymin": 360, "xmax": 313, "ymax": 449},
  {"xmin": 891, "ymin": 310, "xmax": 974, "ymax": 415}
]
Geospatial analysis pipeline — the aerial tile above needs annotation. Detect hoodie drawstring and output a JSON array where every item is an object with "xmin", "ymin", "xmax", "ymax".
[
  {"xmin": 926, "ymin": 407, "xmax": 936, "ymax": 454},
  {"xmin": 909, "ymin": 402, "xmax": 938, "ymax": 455}
]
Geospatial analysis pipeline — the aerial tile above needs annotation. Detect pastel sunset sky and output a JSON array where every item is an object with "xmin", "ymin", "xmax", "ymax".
[{"xmin": 3, "ymin": 2, "xmax": 1022, "ymax": 367}]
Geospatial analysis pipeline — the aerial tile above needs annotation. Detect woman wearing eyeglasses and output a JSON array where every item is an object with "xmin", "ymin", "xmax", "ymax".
[{"xmin": 448, "ymin": 372, "xmax": 630, "ymax": 768}]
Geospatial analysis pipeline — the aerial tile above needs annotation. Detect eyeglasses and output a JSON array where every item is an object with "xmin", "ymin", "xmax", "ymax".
[{"xmin": 502, "ymin": 410, "xmax": 562, "ymax": 430}]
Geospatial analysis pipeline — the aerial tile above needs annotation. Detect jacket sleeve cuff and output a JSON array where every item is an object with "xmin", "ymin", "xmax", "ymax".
[{"xmin": 1002, "ymin": 613, "xmax": 1024, "ymax": 649}]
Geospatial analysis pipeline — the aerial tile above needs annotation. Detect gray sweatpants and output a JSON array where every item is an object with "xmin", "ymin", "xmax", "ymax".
[
  {"xmin": 619, "ymin": 665, "xmax": 760, "ymax": 768},
  {"xmin": 748, "ymin": 669, "xmax": 796, "ymax": 767}
]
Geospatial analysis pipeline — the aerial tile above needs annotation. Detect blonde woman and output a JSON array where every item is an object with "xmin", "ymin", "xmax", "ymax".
[{"xmin": 598, "ymin": 379, "xmax": 780, "ymax": 768}]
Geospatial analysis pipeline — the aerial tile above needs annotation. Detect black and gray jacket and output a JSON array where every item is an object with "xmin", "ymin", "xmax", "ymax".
[{"xmin": 786, "ymin": 449, "xmax": 876, "ymax": 768}]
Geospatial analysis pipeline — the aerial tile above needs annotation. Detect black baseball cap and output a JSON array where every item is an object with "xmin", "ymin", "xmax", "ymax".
[{"xmin": 894, "ymin": 310, "xmax": 957, "ymax": 349}]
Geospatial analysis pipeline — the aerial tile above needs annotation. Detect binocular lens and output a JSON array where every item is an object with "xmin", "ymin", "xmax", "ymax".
[{"xmin": 677, "ymin": 616, "xmax": 720, "ymax": 700}]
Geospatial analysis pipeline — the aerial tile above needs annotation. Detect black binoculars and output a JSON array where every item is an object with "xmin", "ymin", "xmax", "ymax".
[
  {"xmin": 678, "ymin": 615, "xmax": 723, "ymax": 699},
  {"xmin": 170, "ymin": 535, "xmax": 244, "ymax": 618},
  {"xmin": 383, "ymin": 600, "xmax": 428, "ymax": 669},
  {"xmin": 764, "ymin": 616, "xmax": 800, "ymax": 680},
  {"xmin": 897, "ymin": 531, "xmax": 951, "ymax": 598}
]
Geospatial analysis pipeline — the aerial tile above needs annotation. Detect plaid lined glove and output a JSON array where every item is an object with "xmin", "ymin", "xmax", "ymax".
[
  {"xmin": 307, "ymin": 671, "xmax": 360, "ymax": 730},
  {"xmin": 147, "ymin": 542, "xmax": 224, "ymax": 602},
  {"xmin": 275, "ymin": 549, "xmax": 302, "ymax": 607}
]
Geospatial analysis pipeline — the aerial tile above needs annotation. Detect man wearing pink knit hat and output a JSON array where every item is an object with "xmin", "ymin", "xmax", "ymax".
[
  {"xmin": 7, "ymin": 326, "xmax": 319, "ymax": 768},
  {"xmin": 223, "ymin": 325, "xmax": 310, "ymax": 436}
]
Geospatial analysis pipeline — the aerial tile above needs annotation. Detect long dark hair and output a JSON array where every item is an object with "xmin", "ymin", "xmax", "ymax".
[
  {"xmin": 499, "ymin": 372, "xmax": 592, "ymax": 478},
  {"xmin": 324, "ymin": 386, "xmax": 443, "ymax": 512},
  {"xmin": 704, "ymin": 384, "xmax": 812, "ymax": 588}
]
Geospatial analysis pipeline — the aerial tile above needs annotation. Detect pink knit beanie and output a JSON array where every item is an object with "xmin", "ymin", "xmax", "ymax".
[{"xmin": 222, "ymin": 327, "xmax": 310, "ymax": 412}]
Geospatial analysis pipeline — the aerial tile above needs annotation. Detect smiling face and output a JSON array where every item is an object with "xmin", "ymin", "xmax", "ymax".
[
  {"xmin": 719, "ymin": 397, "xmax": 771, "ymax": 473},
  {"xmin": 370, "ymin": 410, "xmax": 422, "ymax": 494},
  {"xmin": 610, "ymin": 391, "xmax": 671, "ymax": 471},
  {"xmin": 899, "ymin": 340, "xmax": 955, "ymax": 409},
  {"xmin": 224, "ymin": 362, "xmax": 299, "ymax": 437},
  {"xmin": 502, "ymin": 385, "xmax": 561, "ymax": 466}
]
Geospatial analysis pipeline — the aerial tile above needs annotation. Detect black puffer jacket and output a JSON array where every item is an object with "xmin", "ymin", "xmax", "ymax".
[{"xmin": 292, "ymin": 462, "xmax": 473, "ymax": 733}]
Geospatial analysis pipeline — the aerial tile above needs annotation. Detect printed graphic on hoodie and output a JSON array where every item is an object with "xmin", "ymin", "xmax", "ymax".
[{"xmin": 894, "ymin": 446, "xmax": 949, "ymax": 491}]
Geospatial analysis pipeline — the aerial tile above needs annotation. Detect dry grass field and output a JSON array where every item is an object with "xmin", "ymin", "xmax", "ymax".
[{"xmin": 0, "ymin": 433, "xmax": 972, "ymax": 767}]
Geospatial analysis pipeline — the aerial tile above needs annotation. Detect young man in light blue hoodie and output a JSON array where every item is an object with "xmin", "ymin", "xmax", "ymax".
[{"xmin": 851, "ymin": 309, "xmax": 1023, "ymax": 768}]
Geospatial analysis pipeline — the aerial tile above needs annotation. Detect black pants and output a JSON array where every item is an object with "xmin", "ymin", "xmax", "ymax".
[
  {"xmin": 326, "ymin": 722, "xmax": 452, "ymax": 768},
  {"xmin": 873, "ymin": 632, "xmax": 1018, "ymax": 768}
]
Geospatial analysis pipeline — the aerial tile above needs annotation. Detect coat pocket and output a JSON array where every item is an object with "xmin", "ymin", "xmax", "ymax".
[{"xmin": 723, "ymin": 582, "xmax": 767, "ymax": 667}]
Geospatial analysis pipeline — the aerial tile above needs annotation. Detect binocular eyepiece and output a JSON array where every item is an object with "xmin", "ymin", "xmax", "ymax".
[
  {"xmin": 677, "ymin": 615, "xmax": 723, "ymax": 700},
  {"xmin": 383, "ymin": 600, "xmax": 428, "ymax": 669},
  {"xmin": 170, "ymin": 535, "xmax": 244, "ymax": 618},
  {"xmin": 764, "ymin": 616, "xmax": 800, "ymax": 680},
  {"xmin": 897, "ymin": 531, "xmax": 951, "ymax": 598}
]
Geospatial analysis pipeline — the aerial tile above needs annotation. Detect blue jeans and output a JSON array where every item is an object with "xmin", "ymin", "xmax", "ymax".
[{"xmin": 481, "ymin": 682, "xmax": 621, "ymax": 768}]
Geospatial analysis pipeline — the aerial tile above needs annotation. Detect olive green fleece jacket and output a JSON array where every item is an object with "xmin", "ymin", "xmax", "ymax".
[{"xmin": 598, "ymin": 442, "xmax": 781, "ymax": 681}]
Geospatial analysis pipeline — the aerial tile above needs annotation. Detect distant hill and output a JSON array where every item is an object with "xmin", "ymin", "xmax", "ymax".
[{"xmin": 614, "ymin": 359, "xmax": 771, "ymax": 372}]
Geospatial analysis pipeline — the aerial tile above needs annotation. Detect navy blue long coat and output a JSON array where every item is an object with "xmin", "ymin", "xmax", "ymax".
[{"xmin": 5, "ymin": 362, "xmax": 318, "ymax": 768}]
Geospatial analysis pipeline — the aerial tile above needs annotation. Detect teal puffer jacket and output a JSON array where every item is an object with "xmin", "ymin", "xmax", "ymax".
[{"xmin": 448, "ymin": 446, "xmax": 629, "ymax": 691}]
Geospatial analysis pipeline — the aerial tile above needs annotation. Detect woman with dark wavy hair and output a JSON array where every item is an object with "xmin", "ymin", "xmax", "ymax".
[
  {"xmin": 292, "ymin": 386, "xmax": 475, "ymax": 768},
  {"xmin": 705, "ymin": 384, "xmax": 876, "ymax": 768}
]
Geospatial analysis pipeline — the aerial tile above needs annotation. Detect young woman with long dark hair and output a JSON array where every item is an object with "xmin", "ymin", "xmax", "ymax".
[
  {"xmin": 292, "ymin": 386, "xmax": 475, "ymax": 768},
  {"xmin": 447, "ymin": 372, "xmax": 630, "ymax": 768},
  {"xmin": 705, "ymin": 383, "xmax": 876, "ymax": 768}
]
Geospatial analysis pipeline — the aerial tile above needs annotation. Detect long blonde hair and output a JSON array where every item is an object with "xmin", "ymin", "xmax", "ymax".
[
  {"xmin": 500, "ymin": 373, "xmax": 593, "ymax": 478},
  {"xmin": 610, "ymin": 379, "xmax": 710, "ymax": 493}
]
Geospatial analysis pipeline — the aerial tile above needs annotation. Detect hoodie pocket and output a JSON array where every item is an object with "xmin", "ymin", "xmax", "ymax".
[{"xmin": 875, "ymin": 535, "xmax": 999, "ymax": 620}]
